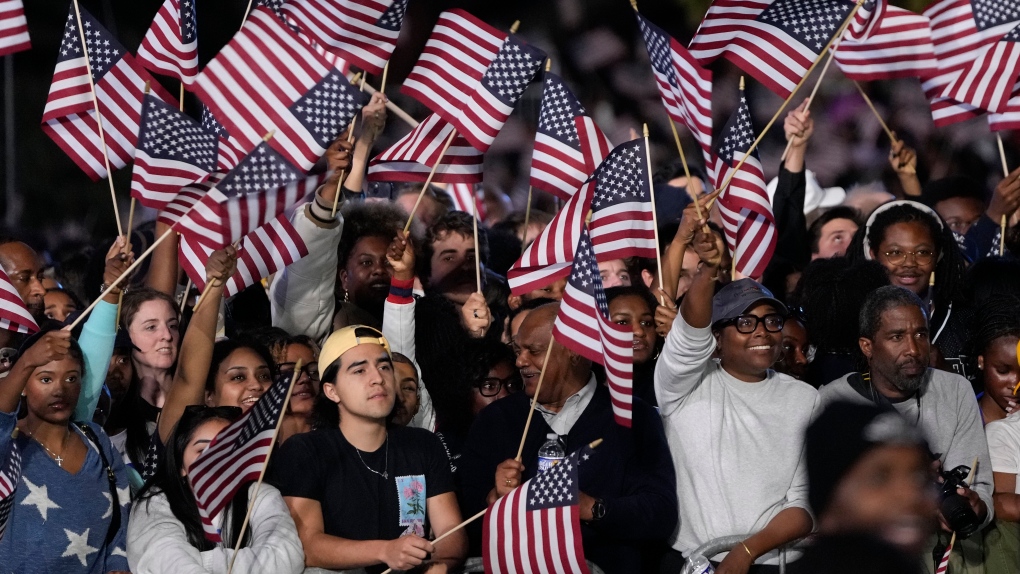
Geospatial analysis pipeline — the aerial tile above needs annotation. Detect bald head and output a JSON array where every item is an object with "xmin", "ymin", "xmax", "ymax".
[
  {"xmin": 514, "ymin": 301, "xmax": 591, "ymax": 406},
  {"xmin": 0, "ymin": 241, "xmax": 45, "ymax": 320}
]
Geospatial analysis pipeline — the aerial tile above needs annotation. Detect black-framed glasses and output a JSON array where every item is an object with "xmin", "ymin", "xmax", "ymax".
[
  {"xmin": 475, "ymin": 376, "xmax": 523, "ymax": 397},
  {"xmin": 718, "ymin": 313, "xmax": 786, "ymax": 334},
  {"xmin": 279, "ymin": 361, "xmax": 320, "ymax": 383},
  {"xmin": 882, "ymin": 249, "xmax": 936, "ymax": 266}
]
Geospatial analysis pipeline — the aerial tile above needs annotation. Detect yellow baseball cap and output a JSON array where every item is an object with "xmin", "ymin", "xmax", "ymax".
[{"xmin": 319, "ymin": 325, "xmax": 391, "ymax": 377}]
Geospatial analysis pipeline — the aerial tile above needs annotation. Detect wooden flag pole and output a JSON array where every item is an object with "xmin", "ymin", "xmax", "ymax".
[
  {"xmin": 521, "ymin": 186, "xmax": 533, "ymax": 255},
  {"xmin": 179, "ymin": 83, "xmax": 185, "ymax": 113},
  {"xmin": 998, "ymin": 134, "xmax": 1010, "ymax": 256},
  {"xmin": 330, "ymin": 73, "xmax": 365, "ymax": 218},
  {"xmin": 380, "ymin": 62, "xmax": 390, "ymax": 94},
  {"xmin": 515, "ymin": 341, "xmax": 556, "ymax": 462},
  {"xmin": 402, "ymin": 130, "xmax": 459, "ymax": 233},
  {"xmin": 179, "ymin": 278, "xmax": 192, "ymax": 313},
  {"xmin": 668, "ymin": 119, "xmax": 706, "ymax": 224},
  {"xmin": 114, "ymin": 197, "xmax": 138, "ymax": 327},
  {"xmin": 378, "ymin": 438, "xmax": 603, "ymax": 574},
  {"xmin": 363, "ymin": 83, "xmax": 419, "ymax": 128},
  {"xmin": 716, "ymin": 0, "xmax": 865, "ymax": 196},
  {"xmin": 473, "ymin": 192, "xmax": 483, "ymax": 293},
  {"xmin": 852, "ymin": 81, "xmax": 896, "ymax": 143},
  {"xmin": 71, "ymin": 0, "xmax": 124, "ymax": 237},
  {"xmin": 225, "ymin": 360, "xmax": 303, "ymax": 574},
  {"xmin": 643, "ymin": 124, "xmax": 664, "ymax": 291},
  {"xmin": 67, "ymin": 229, "xmax": 175, "ymax": 331},
  {"xmin": 997, "ymin": 133, "xmax": 1010, "ymax": 178}
]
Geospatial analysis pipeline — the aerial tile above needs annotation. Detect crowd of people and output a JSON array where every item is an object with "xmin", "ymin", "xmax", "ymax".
[{"xmin": 1, "ymin": 86, "xmax": 1020, "ymax": 574}]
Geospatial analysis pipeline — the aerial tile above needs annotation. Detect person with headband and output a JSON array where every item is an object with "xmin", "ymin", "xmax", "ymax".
[{"xmin": 269, "ymin": 325, "xmax": 466, "ymax": 574}]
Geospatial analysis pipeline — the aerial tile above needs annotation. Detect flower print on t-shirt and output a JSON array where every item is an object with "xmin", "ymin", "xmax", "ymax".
[{"xmin": 396, "ymin": 474, "xmax": 426, "ymax": 535}]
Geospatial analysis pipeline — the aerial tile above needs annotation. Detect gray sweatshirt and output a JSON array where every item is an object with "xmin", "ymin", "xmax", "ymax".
[
  {"xmin": 654, "ymin": 315, "xmax": 819, "ymax": 565},
  {"xmin": 818, "ymin": 369, "xmax": 994, "ymax": 527}
]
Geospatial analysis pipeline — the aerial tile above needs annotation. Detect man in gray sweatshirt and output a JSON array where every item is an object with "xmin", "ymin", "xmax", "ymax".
[{"xmin": 818, "ymin": 285, "xmax": 993, "ymax": 569}]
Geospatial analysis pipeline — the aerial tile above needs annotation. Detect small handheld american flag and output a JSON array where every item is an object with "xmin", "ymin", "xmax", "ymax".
[
  {"xmin": 135, "ymin": 0, "xmax": 199, "ymax": 84},
  {"xmin": 529, "ymin": 73, "xmax": 592, "ymax": 201},
  {"xmin": 483, "ymin": 443, "xmax": 599, "ymax": 574},
  {"xmin": 189, "ymin": 365, "xmax": 299, "ymax": 542},
  {"xmin": 0, "ymin": 0, "xmax": 30, "ymax": 57},
  {"xmin": 368, "ymin": 112, "xmax": 483, "ymax": 184},
  {"xmin": 282, "ymin": 0, "xmax": 408, "ymax": 75},
  {"xmin": 0, "ymin": 268, "xmax": 39, "ymax": 334},
  {"xmin": 0, "ymin": 432, "xmax": 22, "ymax": 541},
  {"xmin": 587, "ymin": 138, "xmax": 657, "ymax": 262}
]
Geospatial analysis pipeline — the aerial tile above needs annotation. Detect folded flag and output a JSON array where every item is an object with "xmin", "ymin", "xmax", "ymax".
[
  {"xmin": 0, "ymin": 0, "xmax": 31, "ymax": 57},
  {"xmin": 0, "ymin": 268, "xmax": 38, "ymax": 334},
  {"xmin": 367, "ymin": 112, "xmax": 483, "ymax": 184},
  {"xmin": 135, "ymin": 0, "xmax": 199, "ymax": 84},
  {"xmin": 281, "ymin": 0, "xmax": 408, "ymax": 75}
]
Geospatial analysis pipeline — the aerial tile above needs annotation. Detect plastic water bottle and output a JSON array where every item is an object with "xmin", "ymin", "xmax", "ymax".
[
  {"xmin": 537, "ymin": 433, "xmax": 565, "ymax": 472},
  {"xmin": 683, "ymin": 555, "xmax": 714, "ymax": 574}
]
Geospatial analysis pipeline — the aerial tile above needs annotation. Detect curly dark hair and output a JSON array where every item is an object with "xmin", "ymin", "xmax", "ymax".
[
  {"xmin": 337, "ymin": 202, "xmax": 407, "ymax": 268},
  {"xmin": 794, "ymin": 257, "xmax": 890, "ymax": 354},
  {"xmin": 417, "ymin": 211, "xmax": 490, "ymax": 283}
]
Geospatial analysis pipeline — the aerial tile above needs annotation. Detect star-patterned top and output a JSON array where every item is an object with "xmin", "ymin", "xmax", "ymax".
[
  {"xmin": 526, "ymin": 447, "xmax": 580, "ymax": 512},
  {"xmin": 537, "ymin": 74, "xmax": 586, "ymax": 148},
  {"xmin": 591, "ymin": 140, "xmax": 649, "ymax": 212},
  {"xmin": 567, "ymin": 229, "xmax": 611, "ymax": 318},
  {"xmin": 972, "ymin": 0, "xmax": 1020, "ymax": 31},
  {"xmin": 637, "ymin": 14, "xmax": 678, "ymax": 89},
  {"xmin": 181, "ymin": 0, "xmax": 197, "ymax": 43},
  {"xmin": 480, "ymin": 35, "xmax": 545, "ymax": 107},
  {"xmin": 290, "ymin": 70, "xmax": 367, "ymax": 149},
  {"xmin": 714, "ymin": 93, "xmax": 758, "ymax": 165},
  {"xmin": 137, "ymin": 95, "xmax": 217, "ymax": 172},
  {"xmin": 57, "ymin": 6, "xmax": 127, "ymax": 82},
  {"xmin": 376, "ymin": 0, "xmax": 409, "ymax": 31},
  {"xmin": 758, "ymin": 0, "xmax": 854, "ymax": 53},
  {"xmin": 217, "ymin": 144, "xmax": 301, "ymax": 196}
]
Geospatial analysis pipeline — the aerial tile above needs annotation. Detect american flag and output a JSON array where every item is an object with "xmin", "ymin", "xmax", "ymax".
[
  {"xmin": 635, "ymin": 11, "xmax": 714, "ymax": 169},
  {"xmin": 923, "ymin": 0, "xmax": 1020, "ymax": 126},
  {"xmin": 367, "ymin": 112, "xmax": 483, "ymax": 184},
  {"xmin": 554, "ymin": 228, "xmax": 633, "ymax": 427},
  {"xmin": 0, "ymin": 268, "xmax": 39, "ymax": 334},
  {"xmin": 990, "ymin": 93, "xmax": 1020, "ymax": 131},
  {"xmin": 201, "ymin": 104, "xmax": 245, "ymax": 170},
  {"xmin": 483, "ymin": 444, "xmax": 595, "ymax": 574},
  {"xmin": 689, "ymin": 0, "xmax": 859, "ymax": 98},
  {"xmin": 189, "ymin": 366, "xmax": 297, "ymax": 542},
  {"xmin": 281, "ymin": 0, "xmax": 408, "ymax": 75},
  {"xmin": 41, "ymin": 5, "xmax": 175, "ymax": 180},
  {"xmin": 587, "ymin": 138, "xmax": 657, "ymax": 261},
  {"xmin": 942, "ymin": 21, "xmax": 1020, "ymax": 114},
  {"xmin": 0, "ymin": 0, "xmax": 30, "ymax": 57},
  {"xmin": 192, "ymin": 6, "xmax": 367, "ymax": 171},
  {"xmin": 445, "ymin": 183, "xmax": 487, "ymax": 221},
  {"xmin": 713, "ymin": 87, "xmax": 776, "ymax": 279},
  {"xmin": 453, "ymin": 34, "xmax": 546, "ymax": 153},
  {"xmin": 179, "ymin": 214, "xmax": 308, "ymax": 297},
  {"xmin": 173, "ymin": 142, "xmax": 321, "ymax": 248},
  {"xmin": 507, "ymin": 177, "xmax": 595, "ymax": 296},
  {"xmin": 0, "ymin": 436, "xmax": 22, "ymax": 541},
  {"xmin": 401, "ymin": 9, "xmax": 505, "ymax": 127},
  {"xmin": 575, "ymin": 115, "xmax": 613, "ymax": 176},
  {"xmin": 135, "ymin": 0, "xmax": 199, "ymax": 84},
  {"xmin": 157, "ymin": 172, "xmax": 223, "ymax": 228},
  {"xmin": 529, "ymin": 73, "xmax": 592, "ymax": 200},
  {"xmin": 936, "ymin": 542, "xmax": 952, "ymax": 574},
  {"xmin": 131, "ymin": 94, "xmax": 217, "ymax": 211},
  {"xmin": 833, "ymin": 4, "xmax": 939, "ymax": 81}
]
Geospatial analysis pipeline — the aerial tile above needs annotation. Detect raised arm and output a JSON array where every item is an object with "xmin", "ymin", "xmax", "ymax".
[
  {"xmin": 342, "ymin": 92, "xmax": 388, "ymax": 195},
  {"xmin": 888, "ymin": 137, "xmax": 921, "ymax": 198},
  {"xmin": 146, "ymin": 222, "xmax": 181, "ymax": 298},
  {"xmin": 774, "ymin": 100, "xmax": 811, "ymax": 268},
  {"xmin": 75, "ymin": 237, "xmax": 134, "ymax": 421},
  {"xmin": 157, "ymin": 246, "xmax": 238, "ymax": 443}
]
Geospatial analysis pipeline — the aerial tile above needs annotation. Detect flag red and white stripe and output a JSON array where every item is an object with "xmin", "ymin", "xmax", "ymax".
[
  {"xmin": 990, "ymin": 91, "xmax": 1020, "ymax": 132},
  {"xmin": 483, "ymin": 445, "xmax": 593, "ymax": 574},
  {"xmin": 189, "ymin": 366, "xmax": 296, "ymax": 542},
  {"xmin": 0, "ymin": 0, "xmax": 30, "ymax": 57},
  {"xmin": 193, "ymin": 6, "xmax": 366, "ymax": 171},
  {"xmin": 401, "ymin": 10, "xmax": 505, "ymax": 126},
  {"xmin": 0, "ymin": 268, "xmax": 38, "ymax": 334},
  {"xmin": 553, "ymin": 227, "xmax": 633, "ymax": 427},
  {"xmin": 156, "ymin": 173, "xmax": 223, "ymax": 228},
  {"xmin": 135, "ymin": 0, "xmax": 199, "ymax": 84},
  {"xmin": 42, "ymin": 6, "xmax": 175, "ymax": 180},
  {"xmin": 444, "ymin": 183, "xmax": 486, "ymax": 221},
  {"xmin": 942, "ymin": 23, "xmax": 1020, "ymax": 114},
  {"xmin": 281, "ymin": 0, "xmax": 407, "ymax": 75},
  {"xmin": 936, "ymin": 542, "xmax": 952, "ymax": 574},
  {"xmin": 529, "ymin": 73, "xmax": 591, "ymax": 200},
  {"xmin": 367, "ymin": 113, "xmax": 483, "ymax": 184},
  {"xmin": 834, "ymin": 5, "xmax": 938, "ymax": 81},
  {"xmin": 179, "ymin": 214, "xmax": 308, "ymax": 297},
  {"xmin": 575, "ymin": 116, "xmax": 613, "ymax": 176},
  {"xmin": 507, "ymin": 180, "xmax": 594, "ymax": 295}
]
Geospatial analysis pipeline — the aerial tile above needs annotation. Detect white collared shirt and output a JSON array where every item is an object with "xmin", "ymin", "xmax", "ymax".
[{"xmin": 535, "ymin": 375, "xmax": 597, "ymax": 436}]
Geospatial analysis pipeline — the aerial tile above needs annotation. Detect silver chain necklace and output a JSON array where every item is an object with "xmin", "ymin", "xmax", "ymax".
[
  {"xmin": 353, "ymin": 435, "xmax": 389, "ymax": 480},
  {"xmin": 23, "ymin": 427, "xmax": 70, "ymax": 467}
]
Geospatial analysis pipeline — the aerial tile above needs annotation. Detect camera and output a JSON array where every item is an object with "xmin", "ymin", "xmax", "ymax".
[{"xmin": 937, "ymin": 465, "xmax": 981, "ymax": 538}]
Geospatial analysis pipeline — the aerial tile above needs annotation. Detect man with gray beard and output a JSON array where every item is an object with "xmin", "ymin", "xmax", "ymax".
[{"xmin": 818, "ymin": 286, "xmax": 992, "ymax": 568}]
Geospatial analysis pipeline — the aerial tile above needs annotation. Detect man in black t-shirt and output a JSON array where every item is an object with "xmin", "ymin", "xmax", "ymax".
[{"xmin": 270, "ymin": 325, "xmax": 466, "ymax": 574}]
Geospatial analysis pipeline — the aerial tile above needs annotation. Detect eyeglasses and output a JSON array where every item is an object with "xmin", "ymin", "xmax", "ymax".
[
  {"xmin": 718, "ymin": 313, "xmax": 786, "ymax": 334},
  {"xmin": 475, "ymin": 376, "xmax": 523, "ymax": 397},
  {"xmin": 882, "ymin": 249, "xmax": 935, "ymax": 266},
  {"xmin": 279, "ymin": 362, "xmax": 320, "ymax": 383}
]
